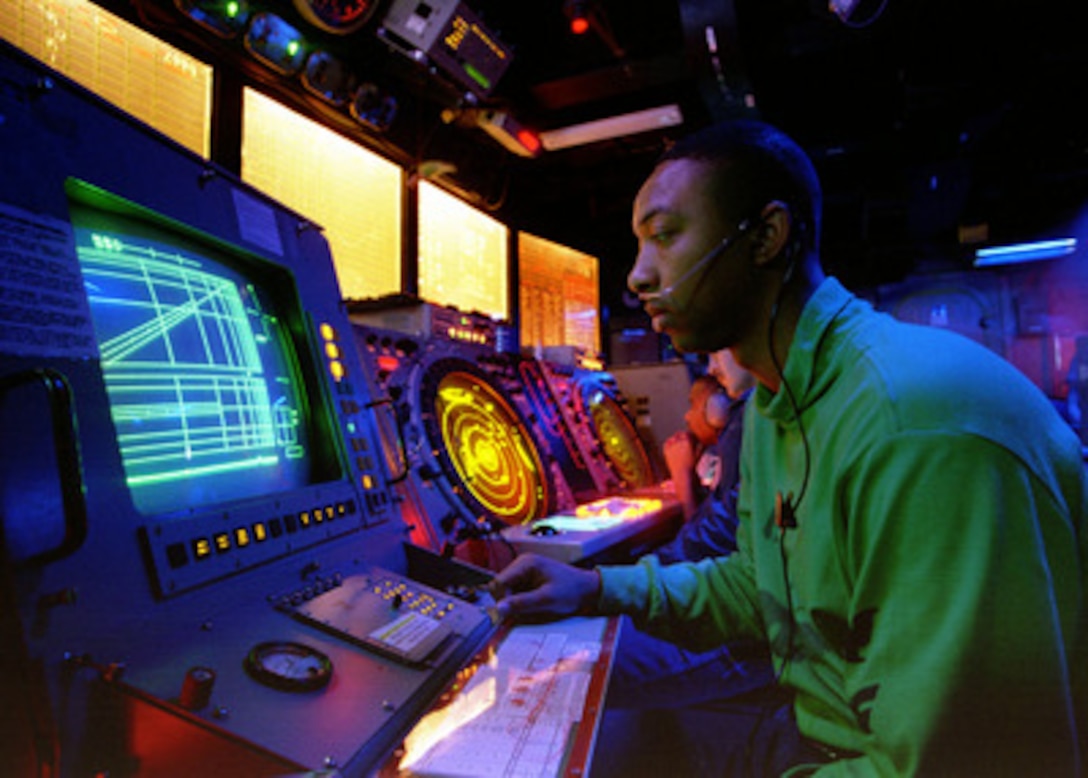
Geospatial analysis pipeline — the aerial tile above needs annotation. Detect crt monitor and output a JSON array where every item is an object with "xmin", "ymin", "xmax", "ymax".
[{"xmin": 68, "ymin": 180, "xmax": 343, "ymax": 519}]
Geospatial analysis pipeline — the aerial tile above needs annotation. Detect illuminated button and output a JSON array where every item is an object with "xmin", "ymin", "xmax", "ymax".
[
  {"xmin": 252, "ymin": 522, "xmax": 268, "ymax": 542},
  {"xmin": 244, "ymin": 13, "xmax": 306, "ymax": 76},
  {"xmin": 214, "ymin": 533, "xmax": 231, "ymax": 553},
  {"xmin": 176, "ymin": 0, "xmax": 251, "ymax": 38},
  {"xmin": 312, "ymin": 507, "xmax": 324, "ymax": 523},
  {"xmin": 320, "ymin": 323, "xmax": 336, "ymax": 340},
  {"xmin": 324, "ymin": 505, "xmax": 335, "ymax": 521},
  {"xmin": 193, "ymin": 538, "xmax": 212, "ymax": 559},
  {"xmin": 299, "ymin": 511, "xmax": 312, "ymax": 527},
  {"xmin": 325, "ymin": 342, "xmax": 341, "ymax": 359},
  {"xmin": 234, "ymin": 527, "xmax": 250, "ymax": 547},
  {"xmin": 330, "ymin": 360, "xmax": 345, "ymax": 381},
  {"xmin": 336, "ymin": 502, "xmax": 347, "ymax": 517},
  {"xmin": 361, "ymin": 473, "xmax": 374, "ymax": 489}
]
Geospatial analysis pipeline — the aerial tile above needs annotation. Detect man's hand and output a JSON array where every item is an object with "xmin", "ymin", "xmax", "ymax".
[
  {"xmin": 663, "ymin": 430, "xmax": 698, "ymax": 479},
  {"xmin": 663, "ymin": 430, "xmax": 700, "ymax": 520},
  {"xmin": 488, "ymin": 553, "xmax": 601, "ymax": 621}
]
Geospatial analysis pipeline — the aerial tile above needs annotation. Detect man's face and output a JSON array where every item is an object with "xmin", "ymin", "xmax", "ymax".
[{"xmin": 627, "ymin": 158, "xmax": 764, "ymax": 354}]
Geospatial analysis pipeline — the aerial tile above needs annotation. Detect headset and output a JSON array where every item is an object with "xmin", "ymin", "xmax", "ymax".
[
  {"xmin": 704, "ymin": 384, "xmax": 730, "ymax": 429},
  {"xmin": 770, "ymin": 257, "xmax": 806, "ymax": 531},
  {"xmin": 637, "ymin": 216, "xmax": 755, "ymax": 309}
]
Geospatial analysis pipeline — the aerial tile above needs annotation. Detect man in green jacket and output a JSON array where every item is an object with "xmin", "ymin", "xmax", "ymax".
[{"xmin": 491, "ymin": 120, "xmax": 1088, "ymax": 775}]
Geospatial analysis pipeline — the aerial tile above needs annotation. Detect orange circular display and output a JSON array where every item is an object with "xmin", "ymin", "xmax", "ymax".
[
  {"xmin": 421, "ymin": 363, "xmax": 549, "ymax": 526},
  {"xmin": 584, "ymin": 389, "xmax": 656, "ymax": 489}
]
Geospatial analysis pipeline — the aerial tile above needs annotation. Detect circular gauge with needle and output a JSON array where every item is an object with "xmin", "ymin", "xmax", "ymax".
[
  {"xmin": 244, "ymin": 641, "xmax": 333, "ymax": 692},
  {"xmin": 292, "ymin": 0, "xmax": 377, "ymax": 35}
]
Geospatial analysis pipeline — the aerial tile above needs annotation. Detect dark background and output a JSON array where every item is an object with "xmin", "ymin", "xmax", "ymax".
[{"xmin": 126, "ymin": 0, "xmax": 1088, "ymax": 338}]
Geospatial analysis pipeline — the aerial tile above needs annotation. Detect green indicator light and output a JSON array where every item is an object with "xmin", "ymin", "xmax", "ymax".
[
  {"xmin": 463, "ymin": 63, "xmax": 490, "ymax": 90},
  {"xmin": 287, "ymin": 40, "xmax": 300, "ymax": 57},
  {"xmin": 226, "ymin": 1, "xmax": 239, "ymax": 17}
]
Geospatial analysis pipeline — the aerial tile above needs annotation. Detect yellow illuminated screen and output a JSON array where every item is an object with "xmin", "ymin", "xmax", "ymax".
[
  {"xmin": 0, "ymin": 0, "xmax": 212, "ymax": 157},
  {"xmin": 418, "ymin": 181, "xmax": 508, "ymax": 320},
  {"xmin": 241, "ymin": 89, "xmax": 403, "ymax": 300},
  {"xmin": 519, "ymin": 232, "xmax": 600, "ymax": 354},
  {"xmin": 431, "ymin": 371, "xmax": 545, "ymax": 525},
  {"xmin": 586, "ymin": 390, "xmax": 655, "ymax": 488}
]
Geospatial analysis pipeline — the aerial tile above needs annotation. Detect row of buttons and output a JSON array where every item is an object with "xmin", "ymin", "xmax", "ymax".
[
  {"xmin": 270, "ymin": 572, "xmax": 345, "ymax": 609},
  {"xmin": 164, "ymin": 499, "xmax": 358, "ymax": 570},
  {"xmin": 374, "ymin": 578, "xmax": 456, "ymax": 619},
  {"xmin": 328, "ymin": 326, "xmax": 394, "ymax": 519}
]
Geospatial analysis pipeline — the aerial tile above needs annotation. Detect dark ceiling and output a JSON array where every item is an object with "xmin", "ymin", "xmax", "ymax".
[
  {"xmin": 371, "ymin": 0, "xmax": 1088, "ymax": 307},
  {"xmin": 132, "ymin": 0, "xmax": 1088, "ymax": 315}
]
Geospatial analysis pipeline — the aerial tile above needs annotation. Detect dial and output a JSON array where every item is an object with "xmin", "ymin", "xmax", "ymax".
[
  {"xmin": 293, "ymin": 0, "xmax": 377, "ymax": 35},
  {"xmin": 244, "ymin": 641, "xmax": 333, "ymax": 692}
]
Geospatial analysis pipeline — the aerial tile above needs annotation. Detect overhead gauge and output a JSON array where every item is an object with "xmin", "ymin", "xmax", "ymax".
[
  {"xmin": 292, "ymin": 0, "xmax": 377, "ymax": 34},
  {"xmin": 244, "ymin": 640, "xmax": 333, "ymax": 692}
]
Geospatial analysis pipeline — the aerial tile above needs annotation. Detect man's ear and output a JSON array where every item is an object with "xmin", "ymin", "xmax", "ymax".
[{"xmin": 751, "ymin": 200, "xmax": 793, "ymax": 270}]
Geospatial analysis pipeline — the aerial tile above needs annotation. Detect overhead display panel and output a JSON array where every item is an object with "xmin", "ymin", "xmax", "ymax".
[
  {"xmin": 417, "ymin": 181, "xmax": 508, "ymax": 321},
  {"xmin": 242, "ymin": 89, "xmax": 403, "ymax": 300},
  {"xmin": 0, "ymin": 0, "xmax": 212, "ymax": 156},
  {"xmin": 519, "ymin": 232, "xmax": 601, "ymax": 355}
]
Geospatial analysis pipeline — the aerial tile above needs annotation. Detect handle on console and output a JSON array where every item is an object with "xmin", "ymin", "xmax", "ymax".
[
  {"xmin": 366, "ymin": 395, "xmax": 410, "ymax": 484},
  {"xmin": 0, "ymin": 368, "xmax": 87, "ymax": 563}
]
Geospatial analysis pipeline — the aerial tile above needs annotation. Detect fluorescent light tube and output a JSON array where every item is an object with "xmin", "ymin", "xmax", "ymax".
[
  {"xmin": 539, "ymin": 105, "xmax": 684, "ymax": 151},
  {"xmin": 974, "ymin": 238, "xmax": 1076, "ymax": 267}
]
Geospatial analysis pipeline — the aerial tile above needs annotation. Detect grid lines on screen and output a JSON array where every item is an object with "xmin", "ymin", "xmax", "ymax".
[{"xmin": 81, "ymin": 233, "xmax": 301, "ymax": 489}]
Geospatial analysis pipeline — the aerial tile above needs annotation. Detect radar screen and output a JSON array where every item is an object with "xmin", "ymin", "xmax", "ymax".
[
  {"xmin": 419, "ymin": 359, "xmax": 552, "ymax": 526},
  {"xmin": 581, "ymin": 382, "xmax": 656, "ymax": 490}
]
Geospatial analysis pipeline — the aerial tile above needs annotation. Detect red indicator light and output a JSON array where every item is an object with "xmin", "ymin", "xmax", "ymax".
[
  {"xmin": 377, "ymin": 355, "xmax": 400, "ymax": 372},
  {"xmin": 517, "ymin": 129, "xmax": 541, "ymax": 154},
  {"xmin": 566, "ymin": 0, "xmax": 592, "ymax": 35}
]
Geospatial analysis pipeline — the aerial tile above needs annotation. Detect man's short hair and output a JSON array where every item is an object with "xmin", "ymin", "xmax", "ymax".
[{"xmin": 659, "ymin": 120, "xmax": 822, "ymax": 254}]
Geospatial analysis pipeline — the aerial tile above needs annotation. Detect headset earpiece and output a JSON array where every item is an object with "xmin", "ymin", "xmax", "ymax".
[{"xmin": 705, "ymin": 387, "xmax": 730, "ymax": 429}]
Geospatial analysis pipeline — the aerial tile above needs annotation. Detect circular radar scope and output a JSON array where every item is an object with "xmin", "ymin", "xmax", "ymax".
[
  {"xmin": 581, "ymin": 384, "xmax": 656, "ymax": 489},
  {"xmin": 420, "ymin": 359, "xmax": 552, "ymax": 527}
]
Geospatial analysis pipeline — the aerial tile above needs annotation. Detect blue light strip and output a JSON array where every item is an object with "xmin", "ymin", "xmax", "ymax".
[{"xmin": 974, "ymin": 238, "xmax": 1077, "ymax": 266}]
